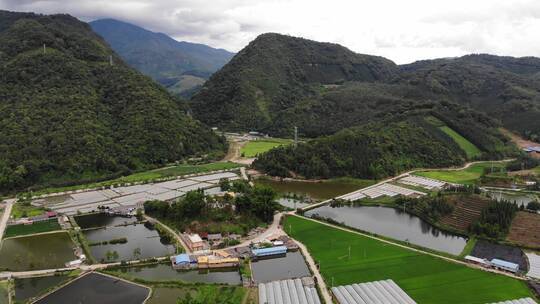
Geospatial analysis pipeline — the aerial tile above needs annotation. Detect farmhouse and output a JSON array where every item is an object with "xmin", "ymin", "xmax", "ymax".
[{"xmin": 186, "ymin": 234, "xmax": 205, "ymax": 252}]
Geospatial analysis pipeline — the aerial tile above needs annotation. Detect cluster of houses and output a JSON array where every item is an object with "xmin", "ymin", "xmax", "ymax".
[
  {"xmin": 172, "ymin": 232, "xmax": 297, "ymax": 271},
  {"xmin": 465, "ymin": 255, "xmax": 521, "ymax": 273}
]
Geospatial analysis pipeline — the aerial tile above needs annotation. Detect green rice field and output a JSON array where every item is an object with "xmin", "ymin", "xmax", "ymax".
[
  {"xmin": 4, "ymin": 219, "xmax": 61, "ymax": 238},
  {"xmin": 241, "ymin": 138, "xmax": 292, "ymax": 158},
  {"xmin": 439, "ymin": 126, "xmax": 482, "ymax": 159},
  {"xmin": 284, "ymin": 215, "xmax": 535, "ymax": 304},
  {"xmin": 415, "ymin": 162, "xmax": 505, "ymax": 184}
]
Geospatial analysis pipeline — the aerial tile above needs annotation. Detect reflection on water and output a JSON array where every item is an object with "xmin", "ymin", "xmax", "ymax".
[
  {"xmin": 251, "ymin": 251, "xmax": 311, "ymax": 283},
  {"xmin": 487, "ymin": 191, "xmax": 538, "ymax": 207},
  {"xmin": 83, "ymin": 224, "xmax": 175, "ymax": 262},
  {"xmin": 14, "ymin": 275, "xmax": 69, "ymax": 302},
  {"xmin": 255, "ymin": 179, "xmax": 363, "ymax": 200},
  {"xmin": 116, "ymin": 263, "xmax": 241, "ymax": 285},
  {"xmin": 277, "ymin": 198, "xmax": 310, "ymax": 209},
  {"xmin": 306, "ymin": 205, "xmax": 467, "ymax": 255},
  {"xmin": 75, "ymin": 213, "xmax": 137, "ymax": 229}
]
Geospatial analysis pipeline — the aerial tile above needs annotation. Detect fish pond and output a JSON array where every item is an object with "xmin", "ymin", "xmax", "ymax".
[
  {"xmin": 255, "ymin": 179, "xmax": 372, "ymax": 200},
  {"xmin": 35, "ymin": 272, "xmax": 149, "ymax": 304},
  {"xmin": 111, "ymin": 263, "xmax": 241, "ymax": 285},
  {"xmin": 277, "ymin": 198, "xmax": 311, "ymax": 210},
  {"xmin": 0, "ymin": 232, "xmax": 76, "ymax": 271},
  {"xmin": 75, "ymin": 213, "xmax": 138, "ymax": 229},
  {"xmin": 14, "ymin": 275, "xmax": 71, "ymax": 303},
  {"xmin": 83, "ymin": 223, "xmax": 175, "ymax": 262},
  {"xmin": 251, "ymin": 251, "xmax": 311, "ymax": 283},
  {"xmin": 487, "ymin": 190, "xmax": 538, "ymax": 207},
  {"xmin": 306, "ymin": 205, "xmax": 467, "ymax": 255}
]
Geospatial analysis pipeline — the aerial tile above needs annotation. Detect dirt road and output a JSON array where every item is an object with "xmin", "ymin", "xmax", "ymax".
[
  {"xmin": 0, "ymin": 199, "xmax": 14, "ymax": 243},
  {"xmin": 501, "ymin": 128, "xmax": 540, "ymax": 159}
]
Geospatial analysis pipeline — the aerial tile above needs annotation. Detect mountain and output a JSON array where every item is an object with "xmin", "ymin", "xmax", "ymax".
[
  {"xmin": 192, "ymin": 34, "xmax": 540, "ymax": 143},
  {"xmin": 190, "ymin": 33, "xmax": 398, "ymax": 135},
  {"xmin": 90, "ymin": 19, "xmax": 234, "ymax": 97},
  {"xmin": 0, "ymin": 11, "xmax": 226, "ymax": 192},
  {"xmin": 399, "ymin": 55, "xmax": 540, "ymax": 142}
]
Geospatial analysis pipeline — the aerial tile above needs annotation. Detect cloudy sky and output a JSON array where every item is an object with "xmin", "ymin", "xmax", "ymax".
[{"xmin": 2, "ymin": 0, "xmax": 540, "ymax": 63}]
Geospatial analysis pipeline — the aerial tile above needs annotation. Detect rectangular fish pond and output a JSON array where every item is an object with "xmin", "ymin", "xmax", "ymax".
[
  {"xmin": 82, "ymin": 222, "xmax": 175, "ymax": 262},
  {"xmin": 34, "ymin": 272, "xmax": 150, "ymax": 304},
  {"xmin": 0, "ymin": 232, "xmax": 76, "ymax": 271},
  {"xmin": 108, "ymin": 263, "xmax": 242, "ymax": 285},
  {"xmin": 14, "ymin": 274, "xmax": 71, "ymax": 303},
  {"xmin": 306, "ymin": 205, "xmax": 467, "ymax": 255},
  {"xmin": 75, "ymin": 213, "xmax": 138, "ymax": 229},
  {"xmin": 251, "ymin": 251, "xmax": 311, "ymax": 283}
]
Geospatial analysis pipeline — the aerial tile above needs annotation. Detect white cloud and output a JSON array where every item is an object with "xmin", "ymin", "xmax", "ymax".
[{"xmin": 1, "ymin": 0, "xmax": 540, "ymax": 63}]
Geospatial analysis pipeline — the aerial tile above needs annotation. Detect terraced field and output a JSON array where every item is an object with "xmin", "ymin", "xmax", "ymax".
[
  {"xmin": 507, "ymin": 211, "xmax": 540, "ymax": 249},
  {"xmin": 440, "ymin": 195, "xmax": 491, "ymax": 232}
]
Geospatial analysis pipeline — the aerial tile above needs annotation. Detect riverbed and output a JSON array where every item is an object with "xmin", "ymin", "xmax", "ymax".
[{"xmin": 306, "ymin": 205, "xmax": 467, "ymax": 255}]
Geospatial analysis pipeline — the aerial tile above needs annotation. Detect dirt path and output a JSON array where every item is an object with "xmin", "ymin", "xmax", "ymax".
[
  {"xmin": 144, "ymin": 214, "xmax": 190, "ymax": 254},
  {"xmin": 223, "ymin": 140, "xmax": 245, "ymax": 162},
  {"xmin": 501, "ymin": 128, "xmax": 540, "ymax": 159},
  {"xmin": 0, "ymin": 199, "xmax": 14, "ymax": 243},
  {"xmin": 231, "ymin": 212, "xmax": 285, "ymax": 249}
]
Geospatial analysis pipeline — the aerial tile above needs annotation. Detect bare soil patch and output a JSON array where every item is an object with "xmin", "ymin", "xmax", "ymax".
[
  {"xmin": 500, "ymin": 128, "xmax": 540, "ymax": 159},
  {"xmin": 471, "ymin": 239, "xmax": 528, "ymax": 271},
  {"xmin": 507, "ymin": 211, "xmax": 540, "ymax": 249}
]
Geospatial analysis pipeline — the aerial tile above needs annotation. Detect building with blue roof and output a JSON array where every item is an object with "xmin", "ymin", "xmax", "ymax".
[
  {"xmin": 171, "ymin": 253, "xmax": 194, "ymax": 269},
  {"xmin": 252, "ymin": 245, "xmax": 287, "ymax": 258},
  {"xmin": 491, "ymin": 258, "xmax": 519, "ymax": 273}
]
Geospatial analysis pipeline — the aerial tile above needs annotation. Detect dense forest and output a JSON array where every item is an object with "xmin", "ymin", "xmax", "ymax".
[
  {"xmin": 192, "ymin": 33, "xmax": 540, "ymax": 142},
  {"xmin": 0, "ymin": 11, "xmax": 226, "ymax": 192},
  {"xmin": 470, "ymin": 201, "xmax": 518, "ymax": 239},
  {"xmin": 144, "ymin": 182, "xmax": 279, "ymax": 234},
  {"xmin": 253, "ymin": 106, "xmax": 515, "ymax": 179}
]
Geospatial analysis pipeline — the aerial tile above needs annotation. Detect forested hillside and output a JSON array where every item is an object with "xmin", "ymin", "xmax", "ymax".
[
  {"xmin": 191, "ymin": 33, "xmax": 398, "ymax": 134},
  {"xmin": 400, "ymin": 55, "xmax": 540, "ymax": 142},
  {"xmin": 0, "ymin": 11, "xmax": 226, "ymax": 192},
  {"xmin": 253, "ymin": 103, "xmax": 515, "ymax": 179},
  {"xmin": 193, "ymin": 33, "xmax": 540, "ymax": 142},
  {"xmin": 90, "ymin": 19, "xmax": 234, "ymax": 97}
]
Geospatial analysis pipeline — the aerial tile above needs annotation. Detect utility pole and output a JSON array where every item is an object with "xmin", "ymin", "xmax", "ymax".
[
  {"xmin": 348, "ymin": 245, "xmax": 351, "ymax": 260},
  {"xmin": 294, "ymin": 126, "xmax": 298, "ymax": 148}
]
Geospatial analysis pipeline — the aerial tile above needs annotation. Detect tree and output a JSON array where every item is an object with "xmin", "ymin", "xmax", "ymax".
[
  {"xmin": 219, "ymin": 178, "xmax": 230, "ymax": 191},
  {"xmin": 133, "ymin": 247, "xmax": 141, "ymax": 260}
]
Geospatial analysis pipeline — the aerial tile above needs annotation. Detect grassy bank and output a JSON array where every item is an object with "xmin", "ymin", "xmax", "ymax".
[
  {"xmin": 4, "ymin": 219, "xmax": 61, "ymax": 238},
  {"xmin": 284, "ymin": 215, "xmax": 535, "ymax": 304},
  {"xmin": 10, "ymin": 203, "xmax": 46, "ymax": 219},
  {"xmin": 439, "ymin": 126, "xmax": 482, "ymax": 159},
  {"xmin": 415, "ymin": 162, "xmax": 506, "ymax": 184},
  {"xmin": 241, "ymin": 138, "xmax": 292, "ymax": 157},
  {"xmin": 28, "ymin": 162, "xmax": 242, "ymax": 196}
]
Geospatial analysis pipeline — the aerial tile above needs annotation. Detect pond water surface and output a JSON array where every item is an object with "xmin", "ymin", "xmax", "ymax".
[
  {"xmin": 83, "ymin": 223, "xmax": 175, "ymax": 262},
  {"xmin": 114, "ymin": 263, "xmax": 241, "ymax": 285},
  {"xmin": 277, "ymin": 198, "xmax": 311, "ymax": 209},
  {"xmin": 251, "ymin": 251, "xmax": 311, "ymax": 283},
  {"xmin": 35, "ymin": 273, "xmax": 149, "ymax": 304},
  {"xmin": 0, "ymin": 232, "xmax": 76, "ymax": 271},
  {"xmin": 306, "ymin": 205, "xmax": 467, "ymax": 255},
  {"xmin": 75, "ymin": 213, "xmax": 137, "ymax": 229},
  {"xmin": 487, "ymin": 191, "xmax": 538, "ymax": 207},
  {"xmin": 14, "ymin": 275, "xmax": 70, "ymax": 302},
  {"xmin": 255, "ymin": 179, "xmax": 366, "ymax": 200}
]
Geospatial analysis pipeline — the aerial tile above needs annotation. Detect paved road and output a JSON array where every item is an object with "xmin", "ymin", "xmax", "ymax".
[
  {"xmin": 0, "ymin": 199, "xmax": 15, "ymax": 242},
  {"xmin": 144, "ymin": 214, "xmax": 190, "ymax": 254}
]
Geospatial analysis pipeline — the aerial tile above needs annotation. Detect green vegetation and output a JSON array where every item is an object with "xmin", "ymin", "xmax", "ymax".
[
  {"xmin": 10, "ymin": 203, "xmax": 46, "ymax": 219},
  {"xmin": 0, "ymin": 11, "xmax": 226, "ymax": 194},
  {"xmin": 241, "ymin": 138, "xmax": 292, "ymax": 157},
  {"xmin": 284, "ymin": 215, "xmax": 535, "ymax": 304},
  {"xmin": 416, "ymin": 162, "xmax": 506, "ymax": 184},
  {"xmin": 254, "ymin": 118, "xmax": 471, "ymax": 179},
  {"xmin": 144, "ymin": 181, "xmax": 279, "ymax": 235},
  {"xmin": 0, "ymin": 280, "xmax": 8, "ymax": 304},
  {"xmin": 29, "ymin": 162, "xmax": 241, "ymax": 196},
  {"xmin": 147, "ymin": 285, "xmax": 246, "ymax": 304},
  {"xmin": 4, "ymin": 219, "xmax": 61, "ymax": 238},
  {"xmin": 470, "ymin": 201, "xmax": 518, "ymax": 239},
  {"xmin": 459, "ymin": 237, "xmax": 478, "ymax": 258},
  {"xmin": 439, "ymin": 126, "xmax": 482, "ymax": 159}
]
